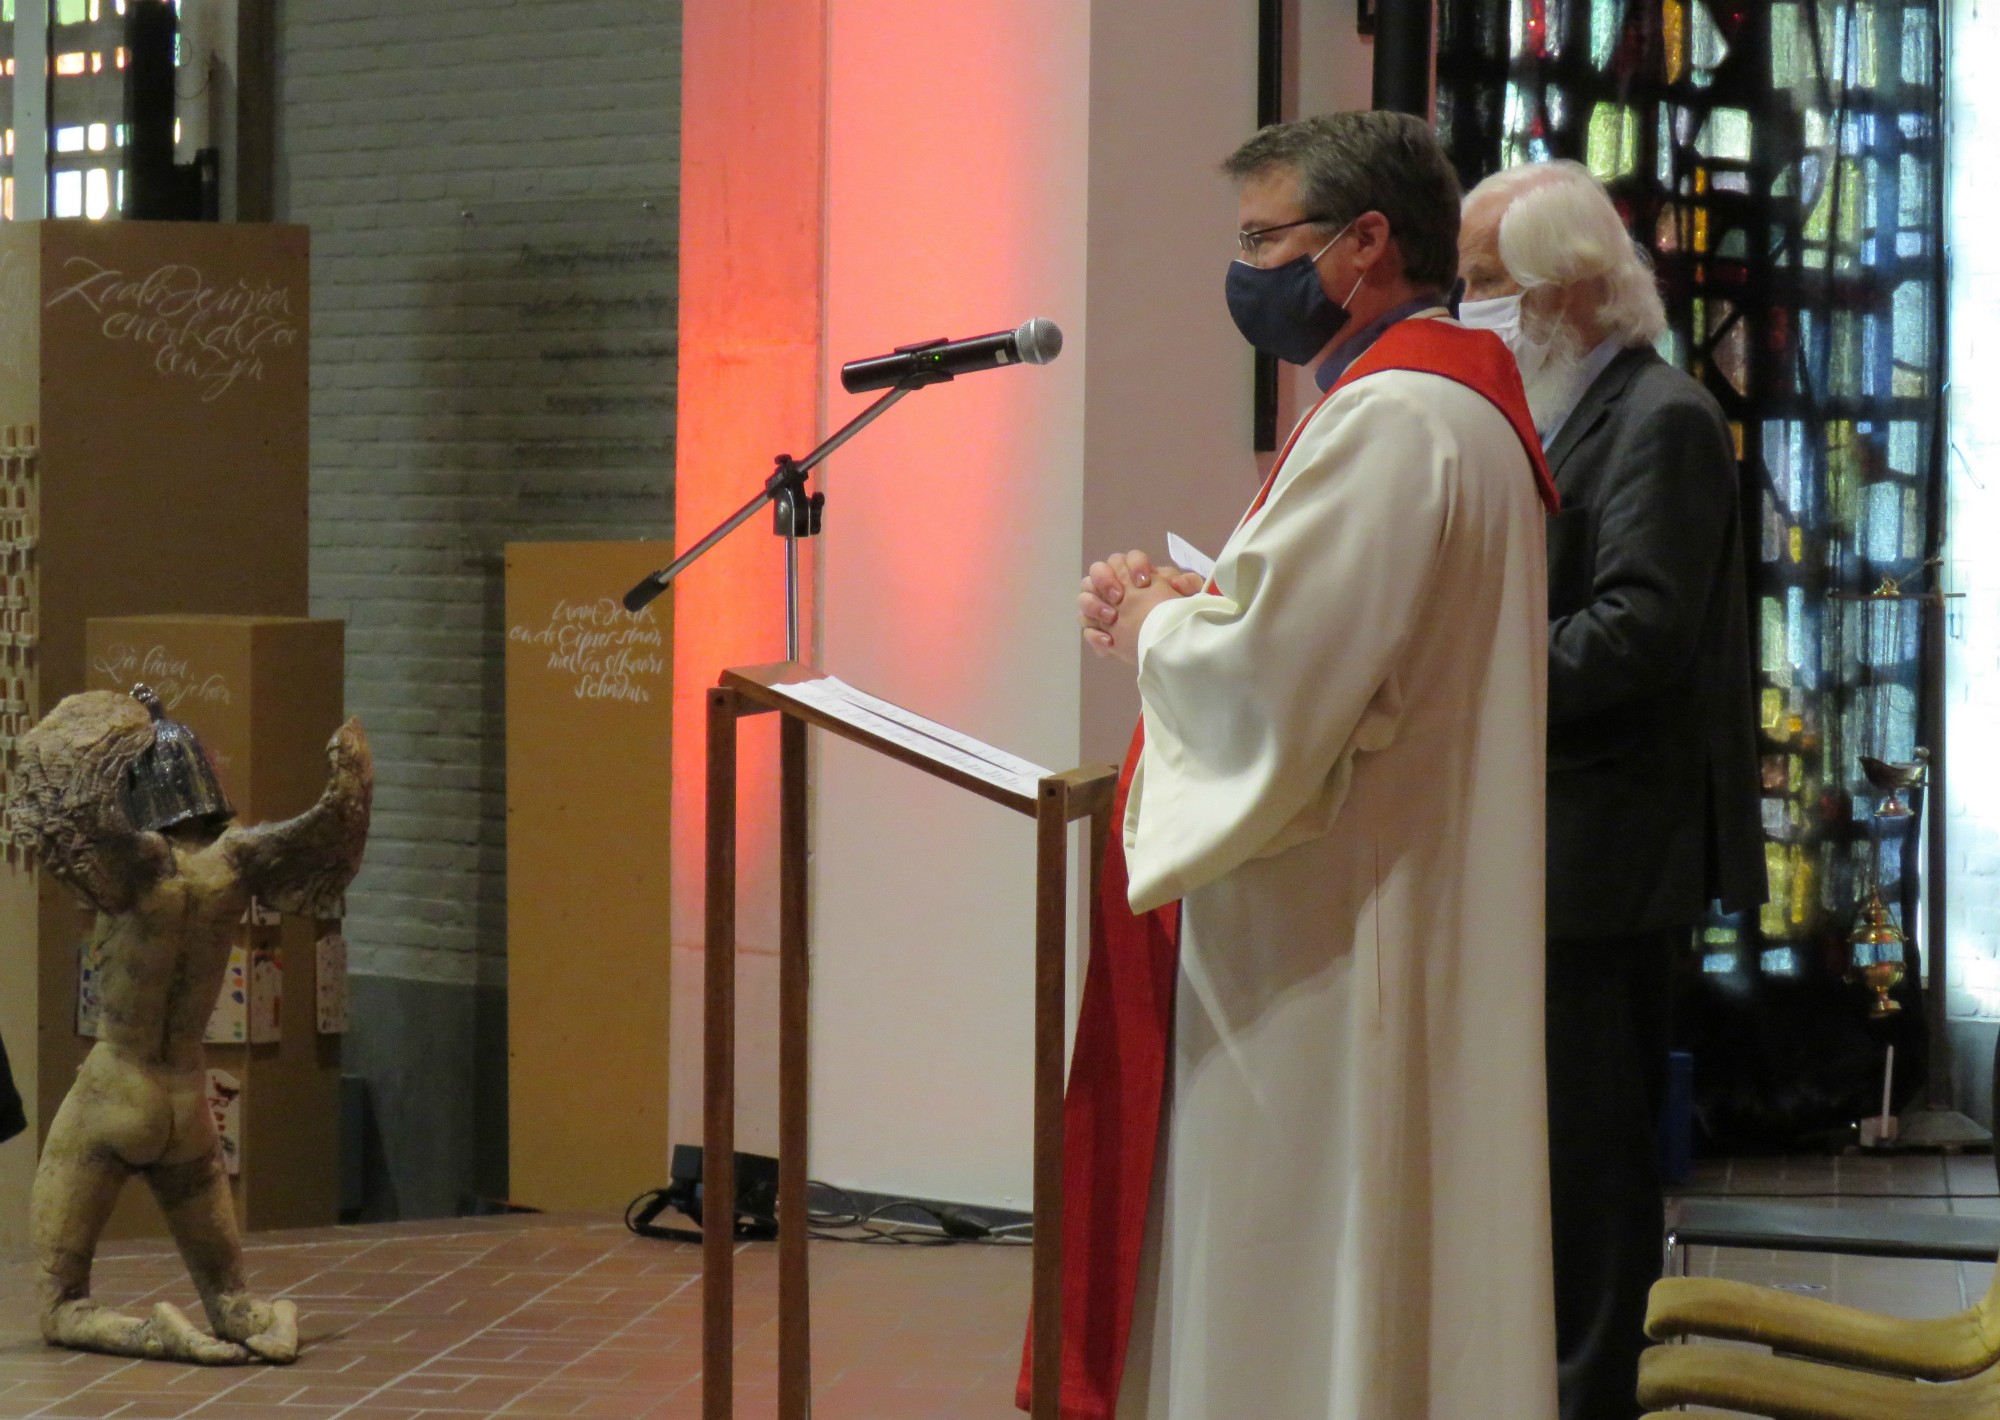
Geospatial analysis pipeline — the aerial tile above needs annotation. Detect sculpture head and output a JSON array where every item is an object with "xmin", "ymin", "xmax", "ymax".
[
  {"xmin": 123, "ymin": 684, "xmax": 234, "ymax": 835},
  {"xmin": 8, "ymin": 689, "xmax": 173, "ymax": 912}
]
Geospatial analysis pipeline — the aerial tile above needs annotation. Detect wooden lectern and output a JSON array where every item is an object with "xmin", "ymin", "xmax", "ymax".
[{"xmin": 703, "ymin": 662, "xmax": 1117, "ymax": 1420}]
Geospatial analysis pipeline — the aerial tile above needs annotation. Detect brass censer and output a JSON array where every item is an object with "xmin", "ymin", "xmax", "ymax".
[
  {"xmin": 1847, "ymin": 749, "xmax": 1928, "ymax": 1019},
  {"xmin": 1850, "ymin": 889, "xmax": 1906, "ymax": 1018}
]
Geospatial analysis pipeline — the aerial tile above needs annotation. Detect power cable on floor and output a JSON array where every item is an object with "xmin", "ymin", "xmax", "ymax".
[{"xmin": 624, "ymin": 1180, "xmax": 1032, "ymax": 1247}]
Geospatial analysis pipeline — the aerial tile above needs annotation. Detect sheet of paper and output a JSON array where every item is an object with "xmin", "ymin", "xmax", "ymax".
[
  {"xmin": 316, "ymin": 931, "xmax": 351, "ymax": 1035},
  {"xmin": 249, "ymin": 946, "xmax": 283, "ymax": 1044},
  {"xmin": 207, "ymin": 1070, "xmax": 243, "ymax": 1177},
  {"xmin": 204, "ymin": 944, "xmax": 249, "ymax": 1045},
  {"xmin": 1167, "ymin": 532, "xmax": 1215, "ymax": 583},
  {"xmin": 770, "ymin": 676, "xmax": 1052, "ymax": 799},
  {"xmin": 76, "ymin": 934, "xmax": 106, "ymax": 1039}
]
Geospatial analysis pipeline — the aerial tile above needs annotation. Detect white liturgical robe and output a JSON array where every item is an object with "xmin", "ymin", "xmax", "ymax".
[{"xmin": 1116, "ymin": 357, "xmax": 1558, "ymax": 1419}]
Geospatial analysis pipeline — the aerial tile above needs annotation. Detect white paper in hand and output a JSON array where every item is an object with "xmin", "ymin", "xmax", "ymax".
[{"xmin": 1166, "ymin": 532, "xmax": 1216, "ymax": 584}]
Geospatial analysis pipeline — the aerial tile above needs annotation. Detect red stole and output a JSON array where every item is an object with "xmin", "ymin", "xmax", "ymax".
[{"xmin": 1016, "ymin": 317, "xmax": 1556, "ymax": 1419}]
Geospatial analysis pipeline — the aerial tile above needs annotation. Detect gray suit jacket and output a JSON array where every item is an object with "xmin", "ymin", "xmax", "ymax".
[{"xmin": 1544, "ymin": 346, "xmax": 1766, "ymax": 939}]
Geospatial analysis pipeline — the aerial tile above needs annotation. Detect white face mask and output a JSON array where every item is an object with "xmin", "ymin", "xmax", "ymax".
[
  {"xmin": 1456, "ymin": 291, "xmax": 1524, "ymax": 339},
  {"xmin": 1458, "ymin": 291, "xmax": 1557, "ymax": 382}
]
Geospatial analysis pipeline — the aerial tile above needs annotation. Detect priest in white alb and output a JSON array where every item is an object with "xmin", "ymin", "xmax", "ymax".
[{"xmin": 1022, "ymin": 113, "xmax": 1561, "ymax": 1420}]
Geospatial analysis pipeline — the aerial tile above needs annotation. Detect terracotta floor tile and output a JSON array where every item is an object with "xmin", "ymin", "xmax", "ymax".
[
  {"xmin": 491, "ymin": 1389, "xmax": 591, "ymax": 1417},
  {"xmin": 815, "ymin": 1386, "xmax": 978, "ymax": 1420},
  {"xmin": 386, "ymin": 1376, "xmax": 547, "ymax": 1409},
  {"xmin": 264, "ymin": 1382, "xmax": 392, "ymax": 1407},
  {"xmin": 106, "ymin": 1397, "xmax": 248, "ymax": 1420},
  {"xmin": 33, "ymin": 1399, "xmax": 137, "ymax": 1418},
  {"xmin": 564, "ymin": 1395, "xmax": 686, "ymax": 1420}
]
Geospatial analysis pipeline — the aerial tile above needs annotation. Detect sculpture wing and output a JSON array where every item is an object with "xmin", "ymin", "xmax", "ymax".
[
  {"xmin": 221, "ymin": 719, "xmax": 374, "ymax": 918},
  {"xmin": 7, "ymin": 692, "xmax": 172, "ymax": 914}
]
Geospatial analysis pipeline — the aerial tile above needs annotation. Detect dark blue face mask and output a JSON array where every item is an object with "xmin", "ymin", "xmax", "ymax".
[{"xmin": 1224, "ymin": 223, "xmax": 1362, "ymax": 366}]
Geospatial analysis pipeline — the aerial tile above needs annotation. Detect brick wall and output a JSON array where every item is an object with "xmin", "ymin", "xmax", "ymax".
[
  {"xmin": 277, "ymin": 0, "xmax": 679, "ymax": 1213},
  {"xmin": 1945, "ymin": 0, "xmax": 2000, "ymax": 1029}
]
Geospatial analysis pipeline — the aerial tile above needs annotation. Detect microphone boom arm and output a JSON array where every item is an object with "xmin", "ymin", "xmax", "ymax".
[{"xmin": 621, "ymin": 381, "xmax": 921, "ymax": 659}]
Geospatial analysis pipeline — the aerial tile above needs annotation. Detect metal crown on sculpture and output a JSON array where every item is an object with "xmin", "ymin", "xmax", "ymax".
[{"xmin": 122, "ymin": 683, "xmax": 234, "ymax": 834}]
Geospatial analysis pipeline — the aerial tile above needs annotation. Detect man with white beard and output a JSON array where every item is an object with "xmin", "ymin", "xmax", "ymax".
[{"xmin": 1458, "ymin": 160, "xmax": 1765, "ymax": 1420}]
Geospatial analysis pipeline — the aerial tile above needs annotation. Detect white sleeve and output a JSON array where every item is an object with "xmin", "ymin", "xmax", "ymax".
[{"xmin": 1123, "ymin": 374, "xmax": 1453, "ymax": 911}]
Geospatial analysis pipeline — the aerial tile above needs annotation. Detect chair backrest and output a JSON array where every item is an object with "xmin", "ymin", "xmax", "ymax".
[{"xmin": 1976, "ymin": 1244, "xmax": 2000, "ymax": 1354}]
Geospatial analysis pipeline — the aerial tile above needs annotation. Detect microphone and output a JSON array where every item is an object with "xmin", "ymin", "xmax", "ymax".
[{"xmin": 839, "ymin": 317, "xmax": 1063, "ymax": 393}]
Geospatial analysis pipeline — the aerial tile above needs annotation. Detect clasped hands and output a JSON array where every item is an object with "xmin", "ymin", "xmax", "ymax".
[{"xmin": 1078, "ymin": 550, "xmax": 1207, "ymax": 665}]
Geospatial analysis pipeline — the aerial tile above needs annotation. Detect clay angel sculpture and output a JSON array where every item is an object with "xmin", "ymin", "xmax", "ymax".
[{"xmin": 6, "ymin": 685, "xmax": 371, "ymax": 1365}]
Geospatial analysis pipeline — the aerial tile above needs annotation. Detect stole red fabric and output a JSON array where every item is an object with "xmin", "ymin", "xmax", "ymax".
[{"xmin": 1015, "ymin": 317, "xmax": 1555, "ymax": 1419}]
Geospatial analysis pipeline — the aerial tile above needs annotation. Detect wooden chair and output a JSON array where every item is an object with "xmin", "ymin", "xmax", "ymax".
[
  {"xmin": 1646, "ymin": 1261, "xmax": 2000, "ymax": 1381},
  {"xmin": 1637, "ymin": 1340, "xmax": 2000, "ymax": 1419},
  {"xmin": 1650, "ymin": 1202, "xmax": 2000, "ymax": 1380},
  {"xmin": 1663, "ymin": 1198, "xmax": 2000, "ymax": 1278}
]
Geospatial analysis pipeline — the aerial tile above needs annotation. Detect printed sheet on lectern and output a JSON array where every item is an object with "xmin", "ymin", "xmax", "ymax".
[{"xmin": 768, "ymin": 677, "xmax": 1051, "ymax": 799}]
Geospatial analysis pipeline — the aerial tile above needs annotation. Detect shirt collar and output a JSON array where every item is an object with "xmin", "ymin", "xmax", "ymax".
[
  {"xmin": 1539, "ymin": 337, "xmax": 1627, "ymax": 447},
  {"xmin": 1313, "ymin": 293, "xmax": 1449, "ymax": 391}
]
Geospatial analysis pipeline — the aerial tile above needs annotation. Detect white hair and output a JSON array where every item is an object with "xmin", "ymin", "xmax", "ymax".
[{"xmin": 1466, "ymin": 160, "xmax": 1667, "ymax": 347}]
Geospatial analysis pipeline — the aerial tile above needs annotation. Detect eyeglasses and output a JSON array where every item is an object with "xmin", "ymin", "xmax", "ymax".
[{"xmin": 1236, "ymin": 214, "xmax": 1338, "ymax": 260}]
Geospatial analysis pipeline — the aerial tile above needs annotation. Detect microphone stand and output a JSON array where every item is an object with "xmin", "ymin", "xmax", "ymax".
[{"xmin": 622, "ymin": 356, "xmax": 949, "ymax": 661}]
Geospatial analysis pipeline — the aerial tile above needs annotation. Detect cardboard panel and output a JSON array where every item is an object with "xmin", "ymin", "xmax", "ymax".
[
  {"xmin": 0, "ymin": 222, "xmax": 43, "ymax": 433},
  {"xmin": 38, "ymin": 221, "xmax": 310, "ymax": 705},
  {"xmin": 54, "ymin": 616, "xmax": 260, "ymax": 1219},
  {"xmin": 244, "ymin": 619, "xmax": 345, "ymax": 1231},
  {"xmin": 245, "ymin": 911, "xmax": 342, "ymax": 1231},
  {"xmin": 0, "ymin": 224, "xmax": 310, "ymax": 1248},
  {"xmin": 62, "ymin": 615, "xmax": 344, "ymax": 1238},
  {"xmin": 0, "ymin": 223, "xmax": 42, "ymax": 1253},
  {"xmin": 504, "ymin": 541, "xmax": 672, "ymax": 1211}
]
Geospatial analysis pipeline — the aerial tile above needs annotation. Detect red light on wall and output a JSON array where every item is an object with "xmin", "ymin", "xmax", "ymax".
[{"xmin": 671, "ymin": 4, "xmax": 829, "ymax": 1045}]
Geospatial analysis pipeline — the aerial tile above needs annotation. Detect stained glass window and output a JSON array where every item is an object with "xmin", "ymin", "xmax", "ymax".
[
  {"xmin": 1439, "ymin": 0, "xmax": 1945, "ymax": 1146},
  {"xmin": 0, "ymin": 8, "xmax": 12, "ymax": 220},
  {"xmin": 0, "ymin": 0, "xmax": 167, "ymax": 222},
  {"xmin": 45, "ymin": 0, "xmax": 133, "ymax": 220}
]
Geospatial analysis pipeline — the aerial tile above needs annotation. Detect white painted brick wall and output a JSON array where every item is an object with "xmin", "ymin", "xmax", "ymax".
[
  {"xmin": 278, "ymin": 0, "xmax": 679, "ymax": 988},
  {"xmin": 1946, "ymin": 0, "xmax": 2000, "ymax": 1019}
]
